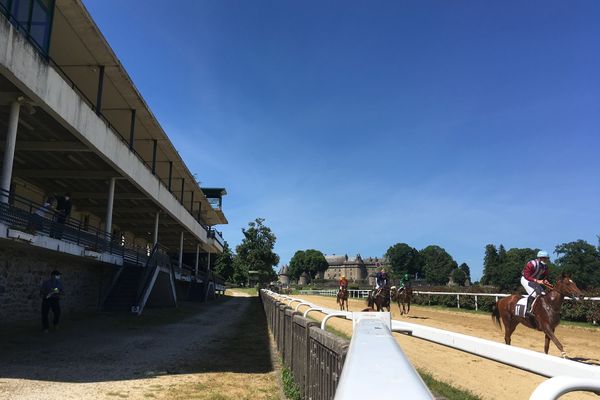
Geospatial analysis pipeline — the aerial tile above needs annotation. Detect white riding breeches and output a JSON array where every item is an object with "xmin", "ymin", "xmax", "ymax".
[{"xmin": 521, "ymin": 276, "xmax": 543, "ymax": 297}]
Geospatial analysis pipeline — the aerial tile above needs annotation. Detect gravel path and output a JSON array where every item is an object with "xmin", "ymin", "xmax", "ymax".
[{"xmin": 0, "ymin": 293, "xmax": 261, "ymax": 399}]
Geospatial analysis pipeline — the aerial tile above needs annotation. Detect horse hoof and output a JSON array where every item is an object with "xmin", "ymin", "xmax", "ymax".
[{"xmin": 561, "ymin": 351, "xmax": 567, "ymax": 359}]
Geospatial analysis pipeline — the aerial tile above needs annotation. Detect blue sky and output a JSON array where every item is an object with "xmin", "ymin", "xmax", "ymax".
[{"xmin": 83, "ymin": 1, "xmax": 600, "ymax": 281}]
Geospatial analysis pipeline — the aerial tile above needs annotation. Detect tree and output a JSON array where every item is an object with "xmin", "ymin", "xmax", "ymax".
[
  {"xmin": 420, "ymin": 245, "xmax": 457, "ymax": 285},
  {"xmin": 231, "ymin": 256, "xmax": 249, "ymax": 286},
  {"xmin": 554, "ymin": 240, "xmax": 600, "ymax": 290},
  {"xmin": 458, "ymin": 262, "xmax": 471, "ymax": 283},
  {"xmin": 303, "ymin": 249, "xmax": 329, "ymax": 279},
  {"xmin": 494, "ymin": 247, "xmax": 538, "ymax": 291},
  {"xmin": 385, "ymin": 243, "xmax": 424, "ymax": 280},
  {"xmin": 234, "ymin": 218, "xmax": 279, "ymax": 285},
  {"xmin": 213, "ymin": 241, "xmax": 234, "ymax": 282},
  {"xmin": 481, "ymin": 244, "xmax": 499, "ymax": 285},
  {"xmin": 451, "ymin": 268, "xmax": 467, "ymax": 286},
  {"xmin": 288, "ymin": 249, "xmax": 328, "ymax": 280},
  {"xmin": 288, "ymin": 250, "xmax": 306, "ymax": 281},
  {"xmin": 498, "ymin": 245, "xmax": 507, "ymax": 263}
]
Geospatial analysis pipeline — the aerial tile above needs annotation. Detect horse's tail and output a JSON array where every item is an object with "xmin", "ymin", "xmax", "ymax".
[
  {"xmin": 366, "ymin": 293, "xmax": 372, "ymax": 308},
  {"xmin": 491, "ymin": 300, "xmax": 502, "ymax": 331}
]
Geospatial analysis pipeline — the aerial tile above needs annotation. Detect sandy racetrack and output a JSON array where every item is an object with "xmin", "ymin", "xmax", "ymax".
[{"xmin": 295, "ymin": 294, "xmax": 600, "ymax": 400}]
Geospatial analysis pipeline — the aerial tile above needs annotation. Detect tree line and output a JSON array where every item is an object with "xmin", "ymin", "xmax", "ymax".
[
  {"xmin": 482, "ymin": 239, "xmax": 600, "ymax": 291},
  {"xmin": 213, "ymin": 218, "xmax": 600, "ymax": 292}
]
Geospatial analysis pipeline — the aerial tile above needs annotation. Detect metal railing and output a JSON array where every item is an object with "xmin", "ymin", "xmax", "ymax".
[
  {"xmin": 207, "ymin": 227, "xmax": 224, "ymax": 247},
  {"xmin": 281, "ymin": 291, "xmax": 600, "ymax": 399},
  {"xmin": 0, "ymin": 188, "xmax": 148, "ymax": 265},
  {"xmin": 261, "ymin": 290, "xmax": 349, "ymax": 400}
]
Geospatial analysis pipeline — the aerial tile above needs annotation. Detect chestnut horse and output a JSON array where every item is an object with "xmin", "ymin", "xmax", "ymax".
[
  {"xmin": 392, "ymin": 286, "xmax": 413, "ymax": 315},
  {"xmin": 491, "ymin": 273, "xmax": 582, "ymax": 357},
  {"xmin": 336, "ymin": 288, "xmax": 349, "ymax": 311},
  {"xmin": 367, "ymin": 286, "xmax": 391, "ymax": 312}
]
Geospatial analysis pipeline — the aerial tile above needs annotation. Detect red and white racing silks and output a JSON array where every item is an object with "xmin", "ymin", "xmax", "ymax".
[{"xmin": 522, "ymin": 259, "xmax": 548, "ymax": 281}]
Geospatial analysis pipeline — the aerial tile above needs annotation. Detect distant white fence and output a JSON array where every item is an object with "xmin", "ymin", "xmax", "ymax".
[
  {"xmin": 299, "ymin": 289, "xmax": 600, "ymax": 311},
  {"xmin": 279, "ymin": 291, "xmax": 600, "ymax": 399}
]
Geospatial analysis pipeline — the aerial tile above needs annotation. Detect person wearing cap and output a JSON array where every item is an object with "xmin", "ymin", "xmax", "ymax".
[
  {"xmin": 398, "ymin": 273, "xmax": 410, "ymax": 294},
  {"xmin": 521, "ymin": 250, "xmax": 551, "ymax": 317},
  {"xmin": 374, "ymin": 268, "xmax": 389, "ymax": 298},
  {"xmin": 339, "ymin": 275, "xmax": 349, "ymax": 291},
  {"xmin": 40, "ymin": 270, "xmax": 64, "ymax": 332}
]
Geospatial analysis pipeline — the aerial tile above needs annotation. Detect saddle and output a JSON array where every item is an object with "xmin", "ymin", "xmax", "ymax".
[
  {"xmin": 514, "ymin": 297, "xmax": 529, "ymax": 318},
  {"xmin": 514, "ymin": 294, "xmax": 544, "ymax": 318}
]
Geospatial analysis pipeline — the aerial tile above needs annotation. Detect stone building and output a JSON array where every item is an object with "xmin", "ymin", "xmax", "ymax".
[
  {"xmin": 323, "ymin": 254, "xmax": 388, "ymax": 285},
  {"xmin": 298, "ymin": 271, "xmax": 310, "ymax": 286},
  {"xmin": 277, "ymin": 265, "xmax": 290, "ymax": 287}
]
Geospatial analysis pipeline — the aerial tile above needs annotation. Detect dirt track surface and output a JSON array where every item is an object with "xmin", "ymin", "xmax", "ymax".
[
  {"xmin": 0, "ymin": 292, "xmax": 279, "ymax": 400},
  {"xmin": 296, "ymin": 294, "xmax": 600, "ymax": 400}
]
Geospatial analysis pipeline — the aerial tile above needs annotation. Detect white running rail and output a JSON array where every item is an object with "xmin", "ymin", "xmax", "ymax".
[
  {"xmin": 272, "ymin": 291, "xmax": 600, "ymax": 399},
  {"xmin": 334, "ymin": 312, "xmax": 433, "ymax": 400}
]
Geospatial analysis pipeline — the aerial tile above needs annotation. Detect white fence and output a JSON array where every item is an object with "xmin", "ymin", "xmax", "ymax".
[
  {"xmin": 299, "ymin": 289, "xmax": 600, "ymax": 311},
  {"xmin": 278, "ymin": 291, "xmax": 600, "ymax": 399}
]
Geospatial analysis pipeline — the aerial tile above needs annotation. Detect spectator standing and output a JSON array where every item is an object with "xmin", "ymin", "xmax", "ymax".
[
  {"xmin": 53, "ymin": 193, "xmax": 72, "ymax": 239},
  {"xmin": 40, "ymin": 270, "xmax": 64, "ymax": 332},
  {"xmin": 30, "ymin": 196, "xmax": 55, "ymax": 233}
]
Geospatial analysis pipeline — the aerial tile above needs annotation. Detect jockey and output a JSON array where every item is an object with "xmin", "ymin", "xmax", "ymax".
[
  {"xmin": 399, "ymin": 273, "xmax": 410, "ymax": 293},
  {"xmin": 521, "ymin": 250, "xmax": 551, "ymax": 317},
  {"xmin": 374, "ymin": 268, "xmax": 389, "ymax": 296},
  {"xmin": 339, "ymin": 275, "xmax": 348, "ymax": 291}
]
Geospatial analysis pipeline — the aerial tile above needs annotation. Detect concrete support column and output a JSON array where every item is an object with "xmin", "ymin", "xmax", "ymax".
[
  {"xmin": 96, "ymin": 65, "xmax": 105, "ymax": 115},
  {"xmin": 1, "ymin": 101, "xmax": 21, "ymax": 203},
  {"xmin": 195, "ymin": 243, "xmax": 200, "ymax": 277},
  {"xmin": 168, "ymin": 161, "xmax": 173, "ymax": 191},
  {"xmin": 190, "ymin": 191, "xmax": 194, "ymax": 214},
  {"xmin": 129, "ymin": 109, "xmax": 136, "ymax": 150},
  {"xmin": 153, "ymin": 210, "xmax": 160, "ymax": 245},
  {"xmin": 180, "ymin": 178, "xmax": 184, "ymax": 204},
  {"xmin": 151, "ymin": 139, "xmax": 157, "ymax": 175},
  {"xmin": 105, "ymin": 177, "xmax": 116, "ymax": 238},
  {"xmin": 178, "ymin": 231, "xmax": 184, "ymax": 269}
]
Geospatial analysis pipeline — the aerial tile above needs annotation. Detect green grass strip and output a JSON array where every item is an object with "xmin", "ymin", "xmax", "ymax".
[
  {"xmin": 281, "ymin": 365, "xmax": 301, "ymax": 400},
  {"xmin": 418, "ymin": 369, "xmax": 481, "ymax": 400}
]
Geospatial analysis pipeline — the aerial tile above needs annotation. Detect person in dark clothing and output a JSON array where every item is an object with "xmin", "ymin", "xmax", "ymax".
[
  {"xmin": 29, "ymin": 196, "xmax": 55, "ymax": 233},
  {"xmin": 40, "ymin": 270, "xmax": 64, "ymax": 332},
  {"xmin": 374, "ymin": 268, "xmax": 389, "ymax": 298},
  {"xmin": 53, "ymin": 193, "xmax": 72, "ymax": 239}
]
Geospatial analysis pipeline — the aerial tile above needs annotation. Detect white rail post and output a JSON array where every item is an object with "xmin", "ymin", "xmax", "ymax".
[
  {"xmin": 475, "ymin": 295, "xmax": 478, "ymax": 311},
  {"xmin": 321, "ymin": 312, "xmax": 351, "ymax": 330},
  {"xmin": 457, "ymin": 294, "xmax": 460, "ymax": 309},
  {"xmin": 530, "ymin": 376, "xmax": 600, "ymax": 400}
]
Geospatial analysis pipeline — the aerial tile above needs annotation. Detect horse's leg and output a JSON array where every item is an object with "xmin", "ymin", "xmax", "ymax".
[
  {"xmin": 544, "ymin": 334, "xmax": 551, "ymax": 354},
  {"xmin": 407, "ymin": 299, "xmax": 411, "ymax": 314},
  {"xmin": 541, "ymin": 326, "xmax": 565, "ymax": 357},
  {"xmin": 504, "ymin": 319, "xmax": 519, "ymax": 345}
]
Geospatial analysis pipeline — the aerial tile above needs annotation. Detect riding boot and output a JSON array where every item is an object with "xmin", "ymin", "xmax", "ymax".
[{"xmin": 525, "ymin": 296, "xmax": 535, "ymax": 318}]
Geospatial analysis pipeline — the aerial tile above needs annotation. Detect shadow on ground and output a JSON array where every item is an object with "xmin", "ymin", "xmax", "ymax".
[{"xmin": 0, "ymin": 295, "xmax": 273, "ymax": 383}]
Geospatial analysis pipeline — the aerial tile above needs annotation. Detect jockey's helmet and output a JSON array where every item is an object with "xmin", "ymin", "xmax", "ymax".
[
  {"xmin": 341, "ymin": 275, "xmax": 346, "ymax": 279},
  {"xmin": 537, "ymin": 250, "xmax": 549, "ymax": 259}
]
